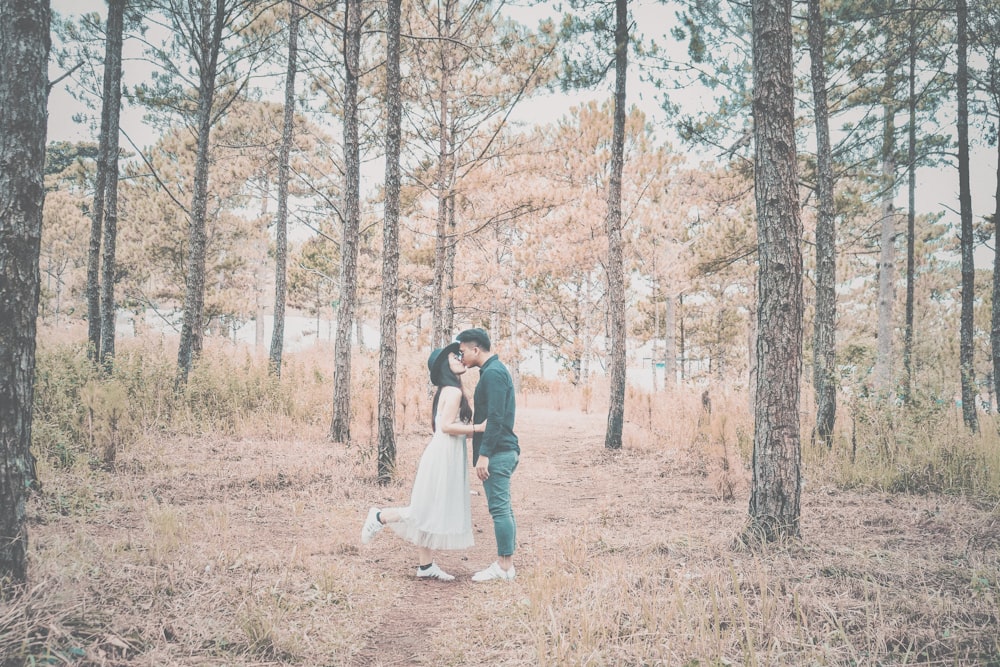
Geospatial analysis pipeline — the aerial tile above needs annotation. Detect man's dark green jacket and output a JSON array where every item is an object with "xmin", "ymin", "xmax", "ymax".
[{"xmin": 472, "ymin": 355, "xmax": 519, "ymax": 465}]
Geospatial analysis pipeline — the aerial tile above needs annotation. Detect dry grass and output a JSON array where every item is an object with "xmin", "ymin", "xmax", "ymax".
[{"xmin": 3, "ymin": 333, "xmax": 999, "ymax": 666}]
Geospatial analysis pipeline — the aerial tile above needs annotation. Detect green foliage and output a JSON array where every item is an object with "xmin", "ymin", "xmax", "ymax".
[
  {"xmin": 32, "ymin": 343, "xmax": 102, "ymax": 468},
  {"xmin": 179, "ymin": 351, "xmax": 285, "ymax": 434},
  {"xmin": 45, "ymin": 140, "xmax": 98, "ymax": 182},
  {"xmin": 31, "ymin": 340, "xmax": 317, "ymax": 468},
  {"xmin": 32, "ymin": 344, "xmax": 141, "ymax": 469}
]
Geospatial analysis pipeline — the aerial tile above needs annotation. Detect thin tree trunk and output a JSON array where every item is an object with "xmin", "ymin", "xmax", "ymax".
[
  {"xmin": 377, "ymin": 0, "xmax": 402, "ymax": 484},
  {"xmin": 0, "ymin": 0, "xmax": 49, "ymax": 585},
  {"xmin": 904, "ymin": 0, "xmax": 917, "ymax": 403},
  {"xmin": 992, "ymin": 126, "xmax": 1000, "ymax": 411},
  {"xmin": 269, "ymin": 0, "xmax": 299, "ymax": 376},
  {"xmin": 808, "ymin": 0, "xmax": 836, "ymax": 448},
  {"xmin": 651, "ymin": 275, "xmax": 660, "ymax": 391},
  {"xmin": 957, "ymin": 0, "xmax": 978, "ymax": 431},
  {"xmin": 509, "ymin": 304, "xmax": 521, "ymax": 391},
  {"xmin": 431, "ymin": 0, "xmax": 453, "ymax": 348},
  {"xmin": 679, "ymin": 293, "xmax": 686, "ymax": 381},
  {"xmin": 330, "ymin": 0, "xmax": 362, "ymax": 442},
  {"xmin": 604, "ymin": 0, "xmax": 628, "ymax": 451},
  {"xmin": 444, "ymin": 193, "xmax": 456, "ymax": 336},
  {"xmin": 255, "ymin": 190, "xmax": 267, "ymax": 351},
  {"xmin": 177, "ymin": 0, "xmax": 225, "ymax": 387},
  {"xmin": 86, "ymin": 0, "xmax": 125, "ymax": 360},
  {"xmin": 98, "ymin": 0, "xmax": 126, "ymax": 373},
  {"xmin": 748, "ymin": 0, "xmax": 802, "ymax": 542},
  {"xmin": 874, "ymin": 84, "xmax": 896, "ymax": 397},
  {"xmin": 664, "ymin": 293, "xmax": 676, "ymax": 386}
]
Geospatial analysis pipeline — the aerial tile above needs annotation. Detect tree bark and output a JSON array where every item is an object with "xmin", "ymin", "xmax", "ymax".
[
  {"xmin": 378, "ymin": 0, "xmax": 402, "ymax": 484},
  {"xmin": 748, "ymin": 0, "xmax": 802, "ymax": 542},
  {"xmin": 87, "ymin": 0, "xmax": 126, "ymax": 361},
  {"xmin": 0, "ymin": 0, "xmax": 49, "ymax": 585},
  {"xmin": 177, "ymin": 0, "xmax": 226, "ymax": 387},
  {"xmin": 431, "ymin": 0, "xmax": 454, "ymax": 348},
  {"xmin": 444, "ymin": 192, "xmax": 457, "ymax": 336},
  {"xmin": 664, "ymin": 293, "xmax": 676, "ymax": 386},
  {"xmin": 98, "ymin": 0, "xmax": 126, "ymax": 372},
  {"xmin": 808, "ymin": 0, "xmax": 836, "ymax": 448},
  {"xmin": 957, "ymin": 0, "xmax": 978, "ymax": 431},
  {"xmin": 604, "ymin": 0, "xmax": 628, "ymax": 450},
  {"xmin": 330, "ymin": 0, "xmax": 362, "ymax": 442},
  {"xmin": 651, "ymin": 273, "xmax": 660, "ymax": 392},
  {"xmin": 269, "ymin": 0, "xmax": 299, "ymax": 376},
  {"xmin": 904, "ymin": 0, "xmax": 917, "ymax": 403},
  {"xmin": 992, "ymin": 123, "xmax": 1000, "ymax": 412},
  {"xmin": 874, "ymin": 78, "xmax": 896, "ymax": 397}
]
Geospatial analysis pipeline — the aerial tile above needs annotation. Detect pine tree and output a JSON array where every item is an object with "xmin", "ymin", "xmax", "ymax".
[
  {"xmin": 85, "ymin": 0, "xmax": 126, "ymax": 367},
  {"xmin": 133, "ymin": 0, "xmax": 270, "ymax": 386},
  {"xmin": 957, "ymin": 0, "xmax": 978, "ymax": 431},
  {"xmin": 0, "ymin": 0, "xmax": 50, "ymax": 586},
  {"xmin": 330, "ymin": 0, "xmax": 363, "ymax": 443},
  {"xmin": 747, "ymin": 0, "xmax": 802, "ymax": 542},
  {"xmin": 808, "ymin": 0, "xmax": 837, "ymax": 447},
  {"xmin": 269, "ymin": 0, "xmax": 300, "ymax": 376},
  {"xmin": 377, "ymin": 0, "xmax": 403, "ymax": 483}
]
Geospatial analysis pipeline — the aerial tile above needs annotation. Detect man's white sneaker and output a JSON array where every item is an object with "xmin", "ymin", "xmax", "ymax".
[
  {"xmin": 471, "ymin": 562, "xmax": 515, "ymax": 582},
  {"xmin": 415, "ymin": 562, "xmax": 454, "ymax": 581},
  {"xmin": 360, "ymin": 507, "xmax": 383, "ymax": 544}
]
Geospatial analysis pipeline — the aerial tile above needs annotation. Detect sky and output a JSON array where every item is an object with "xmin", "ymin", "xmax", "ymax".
[{"xmin": 47, "ymin": 0, "xmax": 998, "ymax": 242}]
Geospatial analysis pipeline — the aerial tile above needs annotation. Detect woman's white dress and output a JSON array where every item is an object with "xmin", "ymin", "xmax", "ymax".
[{"xmin": 387, "ymin": 409, "xmax": 474, "ymax": 550}]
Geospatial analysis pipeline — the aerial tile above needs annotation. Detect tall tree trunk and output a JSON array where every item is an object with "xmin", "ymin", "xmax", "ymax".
[
  {"xmin": 330, "ymin": 0, "xmax": 362, "ymax": 442},
  {"xmin": 255, "ymin": 190, "xmax": 268, "ymax": 351},
  {"xmin": 651, "ymin": 274, "xmax": 660, "ymax": 392},
  {"xmin": 0, "ymin": 0, "xmax": 49, "ymax": 586},
  {"xmin": 269, "ymin": 0, "xmax": 299, "ymax": 376},
  {"xmin": 992, "ymin": 125, "xmax": 1000, "ymax": 411},
  {"xmin": 377, "ymin": 0, "xmax": 402, "ymax": 484},
  {"xmin": 664, "ymin": 293, "xmax": 676, "ymax": 386},
  {"xmin": 808, "ymin": 0, "xmax": 836, "ymax": 448},
  {"xmin": 679, "ymin": 293, "xmax": 686, "ymax": 381},
  {"xmin": 444, "ymin": 192, "xmax": 457, "ymax": 335},
  {"xmin": 748, "ymin": 0, "xmax": 802, "ymax": 542},
  {"xmin": 177, "ymin": 0, "xmax": 225, "ymax": 387},
  {"xmin": 957, "ymin": 0, "xmax": 978, "ymax": 431},
  {"xmin": 874, "ymin": 80, "xmax": 896, "ymax": 397},
  {"xmin": 431, "ymin": 0, "xmax": 453, "ymax": 348},
  {"xmin": 904, "ymin": 0, "xmax": 917, "ymax": 403},
  {"xmin": 87, "ymin": 0, "xmax": 125, "ymax": 360},
  {"xmin": 97, "ymin": 0, "xmax": 126, "ymax": 373},
  {"xmin": 604, "ymin": 0, "xmax": 628, "ymax": 451}
]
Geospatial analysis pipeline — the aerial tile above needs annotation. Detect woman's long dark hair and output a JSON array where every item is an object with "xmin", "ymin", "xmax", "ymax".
[{"xmin": 431, "ymin": 357, "xmax": 473, "ymax": 430}]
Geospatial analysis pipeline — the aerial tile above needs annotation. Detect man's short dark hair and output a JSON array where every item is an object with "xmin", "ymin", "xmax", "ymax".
[{"xmin": 456, "ymin": 327, "xmax": 491, "ymax": 351}]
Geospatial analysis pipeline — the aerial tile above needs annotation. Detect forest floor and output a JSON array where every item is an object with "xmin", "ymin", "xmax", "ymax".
[{"xmin": 9, "ymin": 403, "xmax": 1000, "ymax": 666}]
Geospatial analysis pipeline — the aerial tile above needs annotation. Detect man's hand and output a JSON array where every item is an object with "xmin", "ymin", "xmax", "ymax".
[{"xmin": 475, "ymin": 455, "xmax": 490, "ymax": 481}]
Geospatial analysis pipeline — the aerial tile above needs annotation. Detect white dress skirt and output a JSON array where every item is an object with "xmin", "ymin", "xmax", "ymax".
[{"xmin": 388, "ymin": 419, "xmax": 474, "ymax": 550}]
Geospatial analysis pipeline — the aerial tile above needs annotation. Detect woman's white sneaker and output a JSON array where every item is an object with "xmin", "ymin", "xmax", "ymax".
[
  {"xmin": 416, "ymin": 562, "xmax": 454, "ymax": 581},
  {"xmin": 360, "ymin": 507, "xmax": 383, "ymax": 544},
  {"xmin": 471, "ymin": 562, "xmax": 515, "ymax": 582}
]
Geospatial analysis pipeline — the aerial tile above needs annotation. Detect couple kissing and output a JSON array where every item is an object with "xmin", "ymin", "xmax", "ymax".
[{"xmin": 360, "ymin": 328, "xmax": 520, "ymax": 583}]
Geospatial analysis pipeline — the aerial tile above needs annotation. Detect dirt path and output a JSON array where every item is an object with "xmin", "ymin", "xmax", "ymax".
[{"xmin": 350, "ymin": 407, "xmax": 615, "ymax": 666}]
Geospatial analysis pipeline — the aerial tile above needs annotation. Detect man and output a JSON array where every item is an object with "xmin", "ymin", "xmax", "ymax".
[{"xmin": 456, "ymin": 327, "xmax": 519, "ymax": 582}]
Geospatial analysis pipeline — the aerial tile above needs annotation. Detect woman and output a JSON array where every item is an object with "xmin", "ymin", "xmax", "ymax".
[{"xmin": 360, "ymin": 342, "xmax": 483, "ymax": 580}]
